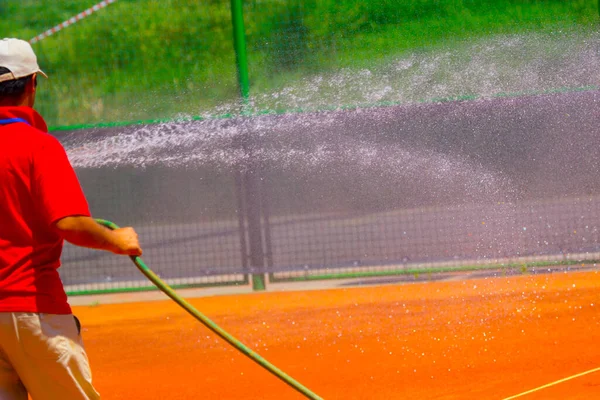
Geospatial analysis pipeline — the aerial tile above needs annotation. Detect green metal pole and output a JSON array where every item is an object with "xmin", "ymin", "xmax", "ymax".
[
  {"xmin": 231, "ymin": 0, "xmax": 250, "ymax": 104},
  {"xmin": 230, "ymin": 0, "xmax": 266, "ymax": 291}
]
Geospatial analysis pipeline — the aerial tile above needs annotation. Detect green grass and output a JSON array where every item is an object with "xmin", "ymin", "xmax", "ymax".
[{"xmin": 1, "ymin": 0, "xmax": 598, "ymax": 128}]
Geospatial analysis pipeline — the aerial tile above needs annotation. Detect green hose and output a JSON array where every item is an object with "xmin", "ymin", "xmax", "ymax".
[{"xmin": 96, "ymin": 219, "xmax": 323, "ymax": 400}]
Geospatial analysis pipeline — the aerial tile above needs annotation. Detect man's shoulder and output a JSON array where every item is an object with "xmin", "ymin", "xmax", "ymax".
[
  {"xmin": 1, "ymin": 124, "xmax": 64, "ymax": 160},
  {"xmin": 11, "ymin": 123, "xmax": 60, "ymax": 145}
]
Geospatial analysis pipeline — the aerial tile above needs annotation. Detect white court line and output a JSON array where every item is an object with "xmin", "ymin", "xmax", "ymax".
[{"xmin": 502, "ymin": 367, "xmax": 600, "ymax": 400}]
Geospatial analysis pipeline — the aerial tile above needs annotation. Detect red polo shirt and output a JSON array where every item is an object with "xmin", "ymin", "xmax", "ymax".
[{"xmin": 0, "ymin": 106, "xmax": 90, "ymax": 314}]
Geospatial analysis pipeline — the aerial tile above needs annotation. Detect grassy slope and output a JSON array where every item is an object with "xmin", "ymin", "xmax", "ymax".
[{"xmin": 0, "ymin": 0, "xmax": 597, "ymax": 128}]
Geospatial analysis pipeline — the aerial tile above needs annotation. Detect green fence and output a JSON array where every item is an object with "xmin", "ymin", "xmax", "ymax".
[{"xmin": 4, "ymin": 1, "xmax": 600, "ymax": 295}]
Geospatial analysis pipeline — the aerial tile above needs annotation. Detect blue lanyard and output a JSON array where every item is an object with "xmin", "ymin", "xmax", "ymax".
[{"xmin": 0, "ymin": 118, "xmax": 29, "ymax": 126}]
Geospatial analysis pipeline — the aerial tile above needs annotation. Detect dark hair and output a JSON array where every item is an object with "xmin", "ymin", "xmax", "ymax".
[{"xmin": 0, "ymin": 66, "xmax": 35, "ymax": 97}]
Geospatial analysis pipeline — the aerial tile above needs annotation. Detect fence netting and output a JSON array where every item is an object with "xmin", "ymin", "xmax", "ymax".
[{"xmin": 5, "ymin": 1, "xmax": 599, "ymax": 293}]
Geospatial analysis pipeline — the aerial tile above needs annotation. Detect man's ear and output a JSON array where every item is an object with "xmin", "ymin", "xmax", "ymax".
[
  {"xmin": 26, "ymin": 74, "xmax": 37, "ymax": 94},
  {"xmin": 23, "ymin": 74, "xmax": 37, "ymax": 107}
]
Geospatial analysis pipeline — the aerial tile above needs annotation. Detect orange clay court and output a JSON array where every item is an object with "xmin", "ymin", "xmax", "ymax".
[{"xmin": 72, "ymin": 269, "xmax": 600, "ymax": 399}]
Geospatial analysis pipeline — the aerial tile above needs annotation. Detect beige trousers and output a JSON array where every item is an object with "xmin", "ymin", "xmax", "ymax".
[{"xmin": 0, "ymin": 313, "xmax": 100, "ymax": 400}]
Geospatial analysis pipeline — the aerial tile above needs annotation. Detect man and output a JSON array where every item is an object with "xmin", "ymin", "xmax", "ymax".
[{"xmin": 0, "ymin": 38, "xmax": 142, "ymax": 399}]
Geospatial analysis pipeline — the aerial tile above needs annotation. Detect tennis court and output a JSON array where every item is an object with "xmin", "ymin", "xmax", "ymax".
[
  {"xmin": 71, "ymin": 268, "xmax": 600, "ymax": 399},
  {"xmin": 3, "ymin": 2, "xmax": 599, "ymax": 399}
]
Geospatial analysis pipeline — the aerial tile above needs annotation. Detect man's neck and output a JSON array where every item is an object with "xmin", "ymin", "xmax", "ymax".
[
  {"xmin": 0, "ymin": 94, "xmax": 31, "ymax": 108},
  {"xmin": 0, "ymin": 102, "xmax": 26, "ymax": 108}
]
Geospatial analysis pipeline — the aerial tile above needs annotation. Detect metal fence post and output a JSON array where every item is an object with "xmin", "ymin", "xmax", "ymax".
[
  {"xmin": 231, "ymin": 0, "xmax": 250, "ymax": 103},
  {"xmin": 231, "ymin": 0, "xmax": 267, "ymax": 291}
]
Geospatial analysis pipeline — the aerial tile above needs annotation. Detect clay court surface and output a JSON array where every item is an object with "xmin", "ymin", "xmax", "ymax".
[{"xmin": 72, "ymin": 270, "xmax": 600, "ymax": 399}]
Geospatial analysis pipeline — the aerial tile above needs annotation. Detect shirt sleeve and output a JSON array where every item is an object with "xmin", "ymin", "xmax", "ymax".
[{"xmin": 32, "ymin": 135, "xmax": 91, "ymax": 226}]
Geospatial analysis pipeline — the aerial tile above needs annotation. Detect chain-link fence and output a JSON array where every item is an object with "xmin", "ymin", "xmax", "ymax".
[
  {"xmin": 4, "ymin": 1, "xmax": 600, "ymax": 294},
  {"xmin": 56, "ymin": 87, "xmax": 600, "ymax": 294}
]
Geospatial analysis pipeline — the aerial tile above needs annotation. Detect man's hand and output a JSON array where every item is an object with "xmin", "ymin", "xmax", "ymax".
[
  {"xmin": 53, "ymin": 216, "xmax": 142, "ymax": 256},
  {"xmin": 110, "ymin": 227, "xmax": 142, "ymax": 256}
]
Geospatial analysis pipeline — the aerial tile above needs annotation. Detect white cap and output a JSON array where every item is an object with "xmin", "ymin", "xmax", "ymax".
[{"xmin": 0, "ymin": 38, "xmax": 48, "ymax": 83}]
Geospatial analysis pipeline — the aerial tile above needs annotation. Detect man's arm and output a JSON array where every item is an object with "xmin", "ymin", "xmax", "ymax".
[
  {"xmin": 53, "ymin": 216, "xmax": 142, "ymax": 256},
  {"xmin": 32, "ymin": 137, "xmax": 141, "ymax": 256}
]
